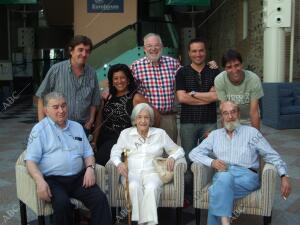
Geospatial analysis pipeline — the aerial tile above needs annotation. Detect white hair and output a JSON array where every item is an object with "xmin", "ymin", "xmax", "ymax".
[
  {"xmin": 43, "ymin": 92, "xmax": 65, "ymax": 106},
  {"xmin": 143, "ymin": 33, "xmax": 163, "ymax": 46},
  {"xmin": 131, "ymin": 103, "xmax": 154, "ymax": 126}
]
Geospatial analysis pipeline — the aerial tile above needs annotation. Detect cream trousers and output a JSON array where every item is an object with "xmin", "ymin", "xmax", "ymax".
[{"xmin": 127, "ymin": 171, "xmax": 162, "ymax": 225}]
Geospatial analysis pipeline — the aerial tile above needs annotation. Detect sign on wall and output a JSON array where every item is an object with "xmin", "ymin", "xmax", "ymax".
[
  {"xmin": 0, "ymin": 0, "xmax": 36, "ymax": 4},
  {"xmin": 87, "ymin": 0, "xmax": 124, "ymax": 13}
]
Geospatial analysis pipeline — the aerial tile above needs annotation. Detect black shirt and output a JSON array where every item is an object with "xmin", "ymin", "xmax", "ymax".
[
  {"xmin": 102, "ymin": 92, "xmax": 135, "ymax": 135},
  {"xmin": 176, "ymin": 65, "xmax": 219, "ymax": 123}
]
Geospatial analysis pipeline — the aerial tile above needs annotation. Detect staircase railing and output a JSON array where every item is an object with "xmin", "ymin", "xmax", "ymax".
[{"xmin": 88, "ymin": 19, "xmax": 179, "ymax": 69}]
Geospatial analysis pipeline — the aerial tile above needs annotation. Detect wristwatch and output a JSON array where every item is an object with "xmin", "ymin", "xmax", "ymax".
[
  {"xmin": 280, "ymin": 174, "xmax": 289, "ymax": 178},
  {"xmin": 189, "ymin": 91, "xmax": 196, "ymax": 97},
  {"xmin": 87, "ymin": 164, "xmax": 95, "ymax": 170}
]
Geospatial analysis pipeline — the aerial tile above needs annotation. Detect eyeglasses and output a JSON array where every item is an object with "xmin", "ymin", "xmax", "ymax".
[
  {"xmin": 144, "ymin": 44, "xmax": 162, "ymax": 49},
  {"xmin": 222, "ymin": 109, "xmax": 238, "ymax": 117}
]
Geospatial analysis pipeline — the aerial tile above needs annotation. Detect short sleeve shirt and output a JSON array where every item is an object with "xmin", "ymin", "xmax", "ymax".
[
  {"xmin": 131, "ymin": 56, "xmax": 180, "ymax": 112},
  {"xmin": 176, "ymin": 65, "xmax": 219, "ymax": 123},
  {"xmin": 35, "ymin": 60, "xmax": 100, "ymax": 122},
  {"xmin": 25, "ymin": 118, "xmax": 94, "ymax": 176},
  {"xmin": 214, "ymin": 70, "xmax": 264, "ymax": 122}
]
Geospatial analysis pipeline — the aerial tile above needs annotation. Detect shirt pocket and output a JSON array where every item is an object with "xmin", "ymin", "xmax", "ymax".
[
  {"xmin": 80, "ymin": 86, "xmax": 93, "ymax": 102},
  {"xmin": 68, "ymin": 137, "xmax": 84, "ymax": 156}
]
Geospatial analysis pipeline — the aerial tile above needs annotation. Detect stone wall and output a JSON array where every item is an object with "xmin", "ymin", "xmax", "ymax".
[{"xmin": 198, "ymin": 0, "xmax": 300, "ymax": 81}]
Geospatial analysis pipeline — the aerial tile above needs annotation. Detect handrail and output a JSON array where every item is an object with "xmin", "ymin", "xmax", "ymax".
[
  {"xmin": 92, "ymin": 19, "xmax": 177, "ymax": 50},
  {"xmin": 93, "ymin": 23, "xmax": 137, "ymax": 49}
]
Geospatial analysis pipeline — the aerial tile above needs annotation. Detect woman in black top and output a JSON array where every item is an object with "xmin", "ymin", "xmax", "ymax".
[{"xmin": 93, "ymin": 64, "xmax": 150, "ymax": 166}]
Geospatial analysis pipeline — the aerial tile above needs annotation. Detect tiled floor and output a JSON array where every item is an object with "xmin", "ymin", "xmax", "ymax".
[{"xmin": 0, "ymin": 96, "xmax": 299, "ymax": 225}]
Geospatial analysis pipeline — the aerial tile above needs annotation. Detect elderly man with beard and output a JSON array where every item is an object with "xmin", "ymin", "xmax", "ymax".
[
  {"xmin": 189, "ymin": 101, "xmax": 291, "ymax": 225},
  {"xmin": 131, "ymin": 33, "xmax": 180, "ymax": 142}
]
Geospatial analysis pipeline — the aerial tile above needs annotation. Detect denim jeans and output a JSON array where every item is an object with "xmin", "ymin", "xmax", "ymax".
[{"xmin": 208, "ymin": 165, "xmax": 260, "ymax": 225}]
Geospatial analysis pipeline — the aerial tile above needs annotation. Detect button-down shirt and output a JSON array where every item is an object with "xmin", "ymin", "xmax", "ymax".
[
  {"xmin": 189, "ymin": 125, "xmax": 287, "ymax": 176},
  {"xmin": 110, "ymin": 127, "xmax": 184, "ymax": 173},
  {"xmin": 25, "ymin": 117, "xmax": 94, "ymax": 176},
  {"xmin": 35, "ymin": 60, "xmax": 101, "ymax": 122},
  {"xmin": 131, "ymin": 56, "xmax": 180, "ymax": 112}
]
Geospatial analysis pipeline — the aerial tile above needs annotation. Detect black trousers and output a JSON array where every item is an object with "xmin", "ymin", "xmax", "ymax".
[{"xmin": 45, "ymin": 170, "xmax": 112, "ymax": 225}]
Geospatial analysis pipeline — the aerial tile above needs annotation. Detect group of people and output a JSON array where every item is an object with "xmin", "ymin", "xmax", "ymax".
[{"xmin": 24, "ymin": 33, "xmax": 291, "ymax": 225}]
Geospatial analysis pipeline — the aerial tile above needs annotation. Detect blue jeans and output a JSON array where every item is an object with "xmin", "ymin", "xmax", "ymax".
[
  {"xmin": 180, "ymin": 123, "xmax": 217, "ymax": 166},
  {"xmin": 208, "ymin": 165, "xmax": 260, "ymax": 225}
]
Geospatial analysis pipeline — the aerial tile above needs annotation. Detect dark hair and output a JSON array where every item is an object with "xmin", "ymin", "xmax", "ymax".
[
  {"xmin": 221, "ymin": 49, "xmax": 243, "ymax": 68},
  {"xmin": 188, "ymin": 37, "xmax": 207, "ymax": 51},
  {"xmin": 107, "ymin": 64, "xmax": 137, "ymax": 97},
  {"xmin": 68, "ymin": 35, "xmax": 93, "ymax": 56}
]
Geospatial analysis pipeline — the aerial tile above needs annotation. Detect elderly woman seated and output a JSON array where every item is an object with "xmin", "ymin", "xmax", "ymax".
[{"xmin": 110, "ymin": 103, "xmax": 185, "ymax": 225}]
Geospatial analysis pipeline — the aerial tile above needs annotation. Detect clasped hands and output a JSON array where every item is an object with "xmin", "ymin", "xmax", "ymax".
[{"xmin": 117, "ymin": 158, "xmax": 175, "ymax": 178}]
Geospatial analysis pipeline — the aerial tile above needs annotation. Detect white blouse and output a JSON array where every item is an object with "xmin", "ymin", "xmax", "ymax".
[{"xmin": 110, "ymin": 127, "xmax": 185, "ymax": 173}]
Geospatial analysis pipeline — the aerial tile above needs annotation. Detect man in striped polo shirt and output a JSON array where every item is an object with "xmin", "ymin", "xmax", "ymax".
[
  {"xmin": 131, "ymin": 33, "xmax": 180, "ymax": 142},
  {"xmin": 189, "ymin": 101, "xmax": 291, "ymax": 225},
  {"xmin": 35, "ymin": 35, "xmax": 100, "ymax": 134}
]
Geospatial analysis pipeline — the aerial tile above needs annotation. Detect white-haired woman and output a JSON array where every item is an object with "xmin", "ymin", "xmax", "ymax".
[{"xmin": 110, "ymin": 103, "xmax": 184, "ymax": 225}]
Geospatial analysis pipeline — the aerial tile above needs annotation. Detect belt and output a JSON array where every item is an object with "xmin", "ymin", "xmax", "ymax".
[
  {"xmin": 159, "ymin": 110, "xmax": 177, "ymax": 115},
  {"xmin": 248, "ymin": 168, "xmax": 258, "ymax": 173}
]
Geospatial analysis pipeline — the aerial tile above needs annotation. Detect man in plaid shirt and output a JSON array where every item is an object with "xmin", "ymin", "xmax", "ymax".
[{"xmin": 131, "ymin": 33, "xmax": 180, "ymax": 142}]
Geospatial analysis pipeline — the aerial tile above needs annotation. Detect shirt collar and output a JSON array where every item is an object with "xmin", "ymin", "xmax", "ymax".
[
  {"xmin": 145, "ymin": 56, "xmax": 163, "ymax": 66},
  {"xmin": 221, "ymin": 124, "xmax": 242, "ymax": 135},
  {"xmin": 68, "ymin": 59, "xmax": 86, "ymax": 75},
  {"xmin": 67, "ymin": 59, "xmax": 72, "ymax": 73},
  {"xmin": 46, "ymin": 117, "xmax": 70, "ymax": 131},
  {"xmin": 128, "ymin": 127, "xmax": 159, "ymax": 137}
]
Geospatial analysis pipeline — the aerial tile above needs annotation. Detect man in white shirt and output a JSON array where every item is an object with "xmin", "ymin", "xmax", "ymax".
[{"xmin": 189, "ymin": 101, "xmax": 291, "ymax": 225}]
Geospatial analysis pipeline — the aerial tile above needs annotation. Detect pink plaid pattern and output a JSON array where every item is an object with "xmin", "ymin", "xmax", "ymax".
[{"xmin": 131, "ymin": 56, "xmax": 180, "ymax": 112}]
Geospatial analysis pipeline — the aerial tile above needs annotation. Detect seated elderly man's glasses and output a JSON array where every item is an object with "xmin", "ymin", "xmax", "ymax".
[
  {"xmin": 222, "ymin": 109, "xmax": 238, "ymax": 117},
  {"xmin": 144, "ymin": 44, "xmax": 162, "ymax": 49}
]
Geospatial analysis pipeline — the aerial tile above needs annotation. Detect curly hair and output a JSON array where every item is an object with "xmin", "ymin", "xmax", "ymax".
[{"xmin": 107, "ymin": 64, "xmax": 137, "ymax": 97}]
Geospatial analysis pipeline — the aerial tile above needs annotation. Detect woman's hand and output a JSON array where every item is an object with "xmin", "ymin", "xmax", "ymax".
[
  {"xmin": 84, "ymin": 120, "xmax": 94, "ymax": 130},
  {"xmin": 166, "ymin": 158, "xmax": 175, "ymax": 171},
  {"xmin": 117, "ymin": 162, "xmax": 128, "ymax": 178}
]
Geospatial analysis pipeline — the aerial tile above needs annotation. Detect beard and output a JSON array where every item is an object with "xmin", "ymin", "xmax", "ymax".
[
  {"xmin": 146, "ymin": 51, "xmax": 162, "ymax": 63},
  {"xmin": 224, "ymin": 120, "xmax": 241, "ymax": 132}
]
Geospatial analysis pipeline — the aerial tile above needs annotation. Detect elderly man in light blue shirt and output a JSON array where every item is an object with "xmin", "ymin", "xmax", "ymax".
[
  {"xmin": 189, "ymin": 101, "xmax": 291, "ymax": 225},
  {"xmin": 25, "ymin": 92, "xmax": 112, "ymax": 225}
]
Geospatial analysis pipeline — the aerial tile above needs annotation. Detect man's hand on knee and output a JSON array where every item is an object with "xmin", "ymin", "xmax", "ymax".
[
  {"xmin": 83, "ymin": 168, "xmax": 96, "ymax": 188},
  {"xmin": 37, "ymin": 179, "xmax": 52, "ymax": 202},
  {"xmin": 211, "ymin": 159, "xmax": 227, "ymax": 172}
]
